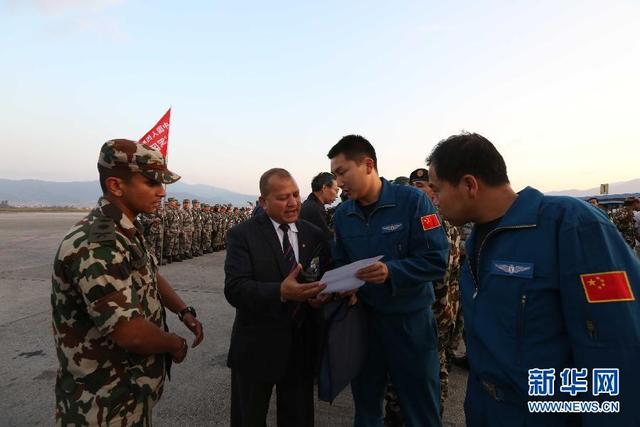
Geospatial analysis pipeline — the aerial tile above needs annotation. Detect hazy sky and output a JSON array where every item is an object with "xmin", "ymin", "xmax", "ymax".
[{"xmin": 2, "ymin": 0, "xmax": 639, "ymax": 196}]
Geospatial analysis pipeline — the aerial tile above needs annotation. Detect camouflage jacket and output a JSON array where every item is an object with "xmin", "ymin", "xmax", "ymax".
[
  {"xmin": 51, "ymin": 198, "xmax": 166, "ymax": 426},
  {"xmin": 181, "ymin": 208, "xmax": 193, "ymax": 230},
  {"xmin": 611, "ymin": 207, "xmax": 637, "ymax": 247},
  {"xmin": 191, "ymin": 208, "xmax": 201, "ymax": 229}
]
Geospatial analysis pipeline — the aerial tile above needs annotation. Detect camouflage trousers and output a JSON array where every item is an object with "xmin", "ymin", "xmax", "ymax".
[
  {"xmin": 433, "ymin": 277, "xmax": 460, "ymax": 408},
  {"xmin": 56, "ymin": 396, "xmax": 154, "ymax": 427},
  {"xmin": 163, "ymin": 231, "xmax": 178, "ymax": 259},
  {"xmin": 202, "ymin": 227, "xmax": 212, "ymax": 250},
  {"xmin": 146, "ymin": 231, "xmax": 161, "ymax": 261},
  {"xmin": 192, "ymin": 227, "xmax": 201, "ymax": 254},
  {"xmin": 180, "ymin": 230, "xmax": 192, "ymax": 255}
]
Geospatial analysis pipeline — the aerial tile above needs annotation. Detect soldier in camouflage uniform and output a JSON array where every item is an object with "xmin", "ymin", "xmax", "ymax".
[
  {"xmin": 51, "ymin": 139, "xmax": 203, "ymax": 426},
  {"xmin": 201, "ymin": 204, "xmax": 213, "ymax": 253},
  {"xmin": 212, "ymin": 205, "xmax": 226, "ymax": 251},
  {"xmin": 154, "ymin": 205, "xmax": 165, "ymax": 264},
  {"xmin": 450, "ymin": 221, "xmax": 473, "ymax": 365},
  {"xmin": 140, "ymin": 209, "xmax": 163, "ymax": 263},
  {"xmin": 180, "ymin": 199, "xmax": 193, "ymax": 259},
  {"xmin": 409, "ymin": 169, "xmax": 462, "ymax": 412},
  {"xmin": 191, "ymin": 199, "xmax": 202, "ymax": 256},
  {"xmin": 172, "ymin": 198, "xmax": 183, "ymax": 261},
  {"xmin": 611, "ymin": 198, "xmax": 639, "ymax": 250},
  {"xmin": 163, "ymin": 198, "xmax": 180, "ymax": 263}
]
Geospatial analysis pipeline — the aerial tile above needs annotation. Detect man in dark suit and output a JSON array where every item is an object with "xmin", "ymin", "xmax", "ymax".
[
  {"xmin": 300, "ymin": 172, "xmax": 339, "ymax": 241},
  {"xmin": 224, "ymin": 168, "xmax": 329, "ymax": 427}
]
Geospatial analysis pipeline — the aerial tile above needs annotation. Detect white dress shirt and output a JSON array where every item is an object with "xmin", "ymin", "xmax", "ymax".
[{"xmin": 270, "ymin": 218, "xmax": 300, "ymax": 263}]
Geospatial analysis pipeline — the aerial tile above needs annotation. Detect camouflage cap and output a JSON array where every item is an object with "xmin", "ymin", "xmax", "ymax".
[
  {"xmin": 409, "ymin": 168, "xmax": 429, "ymax": 183},
  {"xmin": 183, "ymin": 198, "xmax": 190, "ymax": 204},
  {"xmin": 98, "ymin": 139, "xmax": 180, "ymax": 184},
  {"xmin": 168, "ymin": 197, "xmax": 176, "ymax": 202},
  {"xmin": 192, "ymin": 199, "xmax": 199, "ymax": 204}
]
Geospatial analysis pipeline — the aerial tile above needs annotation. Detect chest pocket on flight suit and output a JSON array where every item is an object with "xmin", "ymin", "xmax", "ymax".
[{"xmin": 380, "ymin": 222, "xmax": 407, "ymax": 258}]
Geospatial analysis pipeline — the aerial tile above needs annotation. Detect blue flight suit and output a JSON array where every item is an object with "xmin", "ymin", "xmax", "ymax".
[
  {"xmin": 462, "ymin": 186, "xmax": 640, "ymax": 427},
  {"xmin": 332, "ymin": 178, "xmax": 449, "ymax": 427}
]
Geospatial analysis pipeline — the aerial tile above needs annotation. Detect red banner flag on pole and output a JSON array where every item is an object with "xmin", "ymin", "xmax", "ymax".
[{"xmin": 139, "ymin": 108, "xmax": 171, "ymax": 158}]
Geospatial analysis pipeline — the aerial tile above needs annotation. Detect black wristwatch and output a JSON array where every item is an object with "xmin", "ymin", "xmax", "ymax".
[{"xmin": 178, "ymin": 306, "xmax": 197, "ymax": 321}]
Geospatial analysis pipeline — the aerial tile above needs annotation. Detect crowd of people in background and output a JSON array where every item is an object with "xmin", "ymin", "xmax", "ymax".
[{"xmin": 138, "ymin": 198, "xmax": 252, "ymax": 264}]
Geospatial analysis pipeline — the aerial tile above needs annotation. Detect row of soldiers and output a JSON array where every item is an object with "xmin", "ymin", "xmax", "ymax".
[{"xmin": 139, "ymin": 197, "xmax": 252, "ymax": 264}]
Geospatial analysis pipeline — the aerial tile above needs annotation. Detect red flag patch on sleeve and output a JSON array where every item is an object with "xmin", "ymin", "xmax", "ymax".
[
  {"xmin": 580, "ymin": 271, "xmax": 635, "ymax": 303},
  {"xmin": 420, "ymin": 214, "xmax": 441, "ymax": 231}
]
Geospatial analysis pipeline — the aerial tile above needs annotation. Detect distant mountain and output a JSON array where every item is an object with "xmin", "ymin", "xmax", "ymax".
[
  {"xmin": 0, "ymin": 179, "xmax": 257, "ymax": 207},
  {"xmin": 546, "ymin": 178, "xmax": 640, "ymax": 197}
]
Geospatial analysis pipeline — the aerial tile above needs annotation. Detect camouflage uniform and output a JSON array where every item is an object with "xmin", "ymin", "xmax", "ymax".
[
  {"xmin": 140, "ymin": 211, "xmax": 163, "ymax": 262},
  {"xmin": 611, "ymin": 207, "xmax": 638, "ymax": 249},
  {"xmin": 432, "ymin": 219, "xmax": 461, "ymax": 409},
  {"xmin": 172, "ymin": 205, "xmax": 182, "ymax": 259},
  {"xmin": 191, "ymin": 200, "xmax": 202, "ymax": 256},
  {"xmin": 180, "ymin": 200, "xmax": 193, "ymax": 258},
  {"xmin": 154, "ymin": 207, "xmax": 165, "ymax": 262},
  {"xmin": 51, "ymin": 139, "xmax": 180, "ymax": 426},
  {"xmin": 212, "ymin": 207, "xmax": 225, "ymax": 251},
  {"xmin": 201, "ymin": 205, "xmax": 213, "ymax": 253},
  {"xmin": 163, "ymin": 200, "xmax": 180, "ymax": 262},
  {"xmin": 450, "ymin": 222, "xmax": 473, "ymax": 358}
]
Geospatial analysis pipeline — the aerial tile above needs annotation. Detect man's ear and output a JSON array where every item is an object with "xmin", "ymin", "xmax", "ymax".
[
  {"xmin": 258, "ymin": 196, "xmax": 266, "ymax": 208},
  {"xmin": 364, "ymin": 157, "xmax": 375, "ymax": 174},
  {"xmin": 105, "ymin": 176, "xmax": 125, "ymax": 197},
  {"xmin": 461, "ymin": 174, "xmax": 479, "ymax": 198}
]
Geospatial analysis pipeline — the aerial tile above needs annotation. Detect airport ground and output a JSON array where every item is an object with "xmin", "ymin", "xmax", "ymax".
[{"xmin": 0, "ymin": 212, "xmax": 466, "ymax": 426}]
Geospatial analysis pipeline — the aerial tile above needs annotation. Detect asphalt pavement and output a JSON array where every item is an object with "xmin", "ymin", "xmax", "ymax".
[{"xmin": 0, "ymin": 212, "xmax": 467, "ymax": 426}]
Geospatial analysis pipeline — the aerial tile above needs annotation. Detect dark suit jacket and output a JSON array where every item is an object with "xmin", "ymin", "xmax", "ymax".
[
  {"xmin": 224, "ymin": 212, "xmax": 329, "ymax": 383},
  {"xmin": 300, "ymin": 193, "xmax": 332, "ymax": 241}
]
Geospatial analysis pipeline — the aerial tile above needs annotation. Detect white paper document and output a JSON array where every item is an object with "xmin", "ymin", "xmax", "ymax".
[{"xmin": 318, "ymin": 255, "xmax": 384, "ymax": 294}]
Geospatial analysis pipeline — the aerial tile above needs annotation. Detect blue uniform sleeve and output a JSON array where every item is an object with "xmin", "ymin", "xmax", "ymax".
[
  {"xmin": 385, "ymin": 193, "xmax": 449, "ymax": 295},
  {"xmin": 558, "ymin": 219, "xmax": 640, "ymax": 426}
]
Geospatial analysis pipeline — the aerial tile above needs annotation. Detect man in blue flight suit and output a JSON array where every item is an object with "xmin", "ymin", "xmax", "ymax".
[
  {"xmin": 426, "ymin": 132, "xmax": 640, "ymax": 426},
  {"xmin": 328, "ymin": 135, "xmax": 449, "ymax": 427}
]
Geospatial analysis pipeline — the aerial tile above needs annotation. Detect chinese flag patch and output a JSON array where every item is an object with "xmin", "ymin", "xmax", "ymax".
[
  {"xmin": 421, "ymin": 214, "xmax": 441, "ymax": 231},
  {"xmin": 580, "ymin": 271, "xmax": 635, "ymax": 303}
]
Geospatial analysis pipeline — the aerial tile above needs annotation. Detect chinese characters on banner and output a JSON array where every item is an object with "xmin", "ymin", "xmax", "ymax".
[{"xmin": 139, "ymin": 108, "xmax": 171, "ymax": 157}]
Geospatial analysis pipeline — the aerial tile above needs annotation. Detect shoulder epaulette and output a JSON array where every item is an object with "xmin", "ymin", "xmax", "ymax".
[{"xmin": 88, "ymin": 216, "xmax": 116, "ymax": 243}]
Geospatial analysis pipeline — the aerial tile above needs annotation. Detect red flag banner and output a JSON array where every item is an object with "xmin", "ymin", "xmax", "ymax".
[
  {"xmin": 580, "ymin": 271, "xmax": 635, "ymax": 303},
  {"xmin": 139, "ymin": 108, "xmax": 171, "ymax": 157}
]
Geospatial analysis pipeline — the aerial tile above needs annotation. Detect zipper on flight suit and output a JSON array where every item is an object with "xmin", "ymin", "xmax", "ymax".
[{"xmin": 517, "ymin": 294, "xmax": 527, "ymax": 364}]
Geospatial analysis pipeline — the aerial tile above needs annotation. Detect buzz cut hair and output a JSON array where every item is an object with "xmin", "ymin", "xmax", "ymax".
[
  {"xmin": 327, "ymin": 134, "xmax": 378, "ymax": 171},
  {"xmin": 259, "ymin": 168, "xmax": 293, "ymax": 197}
]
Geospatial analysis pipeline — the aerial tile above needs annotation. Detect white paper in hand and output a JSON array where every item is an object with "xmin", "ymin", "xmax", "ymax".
[{"xmin": 319, "ymin": 255, "xmax": 384, "ymax": 294}]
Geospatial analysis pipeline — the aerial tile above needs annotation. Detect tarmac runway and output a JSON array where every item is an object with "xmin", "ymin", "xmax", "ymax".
[{"xmin": 0, "ymin": 212, "xmax": 467, "ymax": 426}]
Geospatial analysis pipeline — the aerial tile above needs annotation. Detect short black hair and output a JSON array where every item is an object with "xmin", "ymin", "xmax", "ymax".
[
  {"xmin": 311, "ymin": 172, "xmax": 335, "ymax": 192},
  {"xmin": 98, "ymin": 165, "xmax": 133, "ymax": 194},
  {"xmin": 259, "ymin": 168, "xmax": 293, "ymax": 196},
  {"xmin": 327, "ymin": 135, "xmax": 377, "ymax": 171},
  {"xmin": 426, "ymin": 132, "xmax": 509, "ymax": 186}
]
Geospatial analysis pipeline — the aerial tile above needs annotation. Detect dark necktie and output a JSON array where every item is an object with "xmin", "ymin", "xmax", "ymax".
[
  {"xmin": 280, "ymin": 223, "xmax": 304, "ymax": 326},
  {"xmin": 279, "ymin": 223, "xmax": 297, "ymax": 273}
]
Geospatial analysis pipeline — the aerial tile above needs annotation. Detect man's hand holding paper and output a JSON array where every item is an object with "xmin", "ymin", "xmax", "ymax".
[{"xmin": 318, "ymin": 255, "xmax": 384, "ymax": 294}]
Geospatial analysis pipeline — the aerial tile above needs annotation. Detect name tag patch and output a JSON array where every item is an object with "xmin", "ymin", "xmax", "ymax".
[
  {"xmin": 491, "ymin": 260, "xmax": 534, "ymax": 278},
  {"xmin": 382, "ymin": 223, "xmax": 404, "ymax": 233}
]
